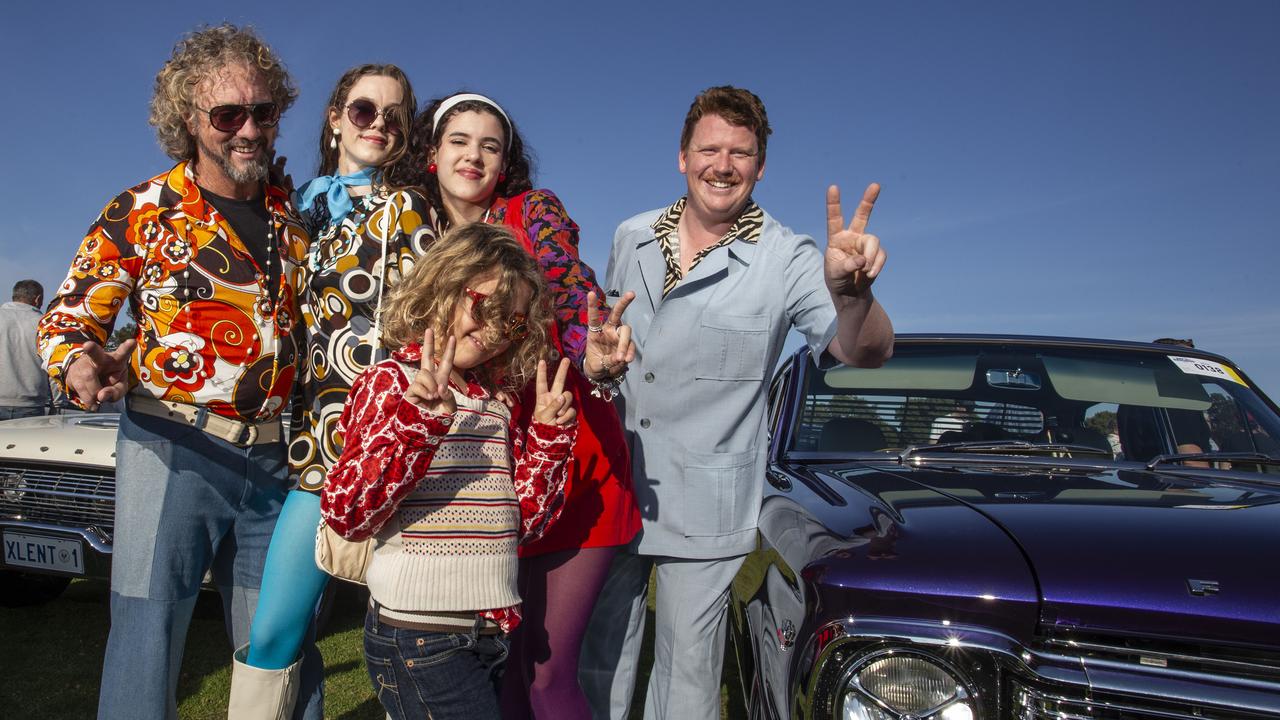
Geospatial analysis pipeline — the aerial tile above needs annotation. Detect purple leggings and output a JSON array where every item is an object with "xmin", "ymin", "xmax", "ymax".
[{"xmin": 500, "ymin": 545, "xmax": 619, "ymax": 720}]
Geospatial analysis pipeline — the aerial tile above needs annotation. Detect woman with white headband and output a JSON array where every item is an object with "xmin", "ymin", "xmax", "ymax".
[
  {"xmin": 390, "ymin": 91, "xmax": 641, "ymax": 720},
  {"xmin": 226, "ymin": 64, "xmax": 432, "ymax": 719}
]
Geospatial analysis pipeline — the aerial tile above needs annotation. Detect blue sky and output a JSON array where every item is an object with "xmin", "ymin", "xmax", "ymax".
[{"xmin": 2, "ymin": 1, "xmax": 1277, "ymax": 393}]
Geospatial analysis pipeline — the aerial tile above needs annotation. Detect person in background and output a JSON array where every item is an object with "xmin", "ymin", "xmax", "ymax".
[
  {"xmin": 36, "ymin": 25, "xmax": 308, "ymax": 719},
  {"xmin": 580, "ymin": 85, "xmax": 894, "ymax": 720},
  {"xmin": 393, "ymin": 91, "xmax": 640, "ymax": 719},
  {"xmin": 929, "ymin": 399, "xmax": 976, "ymax": 442},
  {"xmin": 227, "ymin": 63, "xmax": 429, "ymax": 720},
  {"xmin": 0, "ymin": 280, "xmax": 51, "ymax": 419}
]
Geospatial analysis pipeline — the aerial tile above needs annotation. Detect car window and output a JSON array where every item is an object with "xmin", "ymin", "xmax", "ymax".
[
  {"xmin": 794, "ymin": 393, "xmax": 1044, "ymax": 452},
  {"xmin": 787, "ymin": 343, "xmax": 1280, "ymax": 470}
]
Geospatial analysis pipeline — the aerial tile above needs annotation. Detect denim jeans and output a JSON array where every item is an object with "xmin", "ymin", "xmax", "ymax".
[
  {"xmin": 0, "ymin": 405, "xmax": 45, "ymax": 420},
  {"xmin": 363, "ymin": 605, "xmax": 508, "ymax": 720},
  {"xmin": 96, "ymin": 405, "xmax": 300, "ymax": 720}
]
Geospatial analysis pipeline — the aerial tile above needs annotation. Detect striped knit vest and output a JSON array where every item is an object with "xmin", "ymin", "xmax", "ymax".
[{"xmin": 365, "ymin": 382, "xmax": 521, "ymax": 613}]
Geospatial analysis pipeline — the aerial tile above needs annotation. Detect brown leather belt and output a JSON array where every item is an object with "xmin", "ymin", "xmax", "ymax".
[{"xmin": 129, "ymin": 395, "xmax": 282, "ymax": 446}]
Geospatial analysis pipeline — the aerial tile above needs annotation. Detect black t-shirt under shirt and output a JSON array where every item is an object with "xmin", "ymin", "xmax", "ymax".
[{"xmin": 203, "ymin": 189, "xmax": 279, "ymax": 301}]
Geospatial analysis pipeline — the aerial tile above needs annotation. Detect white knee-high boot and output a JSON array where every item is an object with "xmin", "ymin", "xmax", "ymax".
[{"xmin": 228, "ymin": 645, "xmax": 300, "ymax": 720}]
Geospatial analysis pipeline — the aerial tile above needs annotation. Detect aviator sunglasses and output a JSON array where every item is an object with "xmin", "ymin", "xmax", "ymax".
[
  {"xmin": 464, "ymin": 287, "xmax": 529, "ymax": 341},
  {"xmin": 198, "ymin": 102, "xmax": 281, "ymax": 133},
  {"xmin": 345, "ymin": 98, "xmax": 403, "ymax": 135}
]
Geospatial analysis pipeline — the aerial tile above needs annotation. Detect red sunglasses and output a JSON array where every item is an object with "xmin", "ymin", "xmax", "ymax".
[
  {"xmin": 464, "ymin": 287, "xmax": 529, "ymax": 341},
  {"xmin": 345, "ymin": 99, "xmax": 402, "ymax": 135},
  {"xmin": 199, "ymin": 103, "xmax": 281, "ymax": 133}
]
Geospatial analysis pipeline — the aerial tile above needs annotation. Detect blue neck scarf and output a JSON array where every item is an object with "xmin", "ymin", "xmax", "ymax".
[{"xmin": 298, "ymin": 167, "xmax": 375, "ymax": 226}]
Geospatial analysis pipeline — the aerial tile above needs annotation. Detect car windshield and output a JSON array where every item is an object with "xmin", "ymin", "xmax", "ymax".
[{"xmin": 788, "ymin": 342, "xmax": 1280, "ymax": 472}]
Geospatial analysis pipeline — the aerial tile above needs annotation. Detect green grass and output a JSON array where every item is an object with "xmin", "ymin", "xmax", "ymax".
[
  {"xmin": 0, "ymin": 575, "xmax": 744, "ymax": 719},
  {"xmin": 0, "ymin": 579, "xmax": 383, "ymax": 719}
]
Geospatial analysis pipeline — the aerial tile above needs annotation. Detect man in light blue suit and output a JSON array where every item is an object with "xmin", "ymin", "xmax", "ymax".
[{"xmin": 580, "ymin": 86, "xmax": 895, "ymax": 719}]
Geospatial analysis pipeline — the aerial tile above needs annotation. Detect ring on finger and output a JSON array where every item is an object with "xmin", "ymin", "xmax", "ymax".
[{"xmin": 588, "ymin": 324, "xmax": 604, "ymax": 333}]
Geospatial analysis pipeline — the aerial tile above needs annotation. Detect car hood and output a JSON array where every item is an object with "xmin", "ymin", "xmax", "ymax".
[
  {"xmin": 892, "ymin": 461, "xmax": 1280, "ymax": 647},
  {"xmin": 0, "ymin": 413, "xmax": 119, "ymax": 467}
]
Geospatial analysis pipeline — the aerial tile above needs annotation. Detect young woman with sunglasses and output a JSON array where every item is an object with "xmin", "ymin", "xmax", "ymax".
[
  {"xmin": 391, "ymin": 92, "xmax": 641, "ymax": 720},
  {"xmin": 227, "ymin": 64, "xmax": 432, "ymax": 719}
]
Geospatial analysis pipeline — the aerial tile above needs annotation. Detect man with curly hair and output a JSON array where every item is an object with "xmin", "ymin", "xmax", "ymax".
[{"xmin": 36, "ymin": 25, "xmax": 318, "ymax": 719}]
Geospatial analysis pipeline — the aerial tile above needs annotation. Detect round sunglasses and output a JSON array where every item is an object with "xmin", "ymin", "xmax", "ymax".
[
  {"xmin": 198, "ymin": 102, "xmax": 281, "ymax": 133},
  {"xmin": 345, "ymin": 98, "xmax": 403, "ymax": 135},
  {"xmin": 464, "ymin": 287, "xmax": 529, "ymax": 341}
]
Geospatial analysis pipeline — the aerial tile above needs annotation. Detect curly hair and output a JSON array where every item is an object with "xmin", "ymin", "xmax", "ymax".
[
  {"xmin": 384, "ymin": 92, "xmax": 535, "ymax": 229},
  {"xmin": 379, "ymin": 223, "xmax": 552, "ymax": 390},
  {"xmin": 317, "ymin": 64, "xmax": 417, "ymax": 179},
  {"xmin": 149, "ymin": 24, "xmax": 298, "ymax": 162},
  {"xmin": 680, "ymin": 86, "xmax": 772, "ymax": 164}
]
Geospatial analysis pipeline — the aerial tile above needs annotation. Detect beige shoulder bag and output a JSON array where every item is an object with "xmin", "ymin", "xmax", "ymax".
[{"xmin": 314, "ymin": 520, "xmax": 373, "ymax": 584}]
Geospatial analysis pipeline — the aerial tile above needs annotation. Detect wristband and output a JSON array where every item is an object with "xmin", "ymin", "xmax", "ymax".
[{"xmin": 587, "ymin": 371, "xmax": 625, "ymax": 401}]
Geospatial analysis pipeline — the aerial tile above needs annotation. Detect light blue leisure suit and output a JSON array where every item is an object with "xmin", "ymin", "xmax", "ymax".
[{"xmin": 581, "ymin": 202, "xmax": 837, "ymax": 720}]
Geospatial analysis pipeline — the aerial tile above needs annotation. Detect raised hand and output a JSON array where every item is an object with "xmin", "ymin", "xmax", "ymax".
[
  {"xmin": 404, "ymin": 328, "xmax": 458, "ymax": 415},
  {"xmin": 269, "ymin": 153, "xmax": 294, "ymax": 195},
  {"xmin": 533, "ymin": 358, "xmax": 576, "ymax": 426},
  {"xmin": 825, "ymin": 183, "xmax": 887, "ymax": 298},
  {"xmin": 584, "ymin": 290, "xmax": 637, "ymax": 380},
  {"xmin": 67, "ymin": 339, "xmax": 137, "ymax": 411}
]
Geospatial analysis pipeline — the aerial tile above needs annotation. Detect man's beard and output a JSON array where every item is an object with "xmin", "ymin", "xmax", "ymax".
[{"xmin": 199, "ymin": 136, "xmax": 270, "ymax": 185}]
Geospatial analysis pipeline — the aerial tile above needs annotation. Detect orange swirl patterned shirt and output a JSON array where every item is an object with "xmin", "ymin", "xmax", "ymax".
[{"xmin": 37, "ymin": 162, "xmax": 309, "ymax": 422}]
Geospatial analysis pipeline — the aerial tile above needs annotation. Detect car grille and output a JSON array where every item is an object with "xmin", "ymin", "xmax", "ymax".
[
  {"xmin": 1041, "ymin": 632, "xmax": 1280, "ymax": 683},
  {"xmin": 1012, "ymin": 632, "xmax": 1280, "ymax": 719},
  {"xmin": 0, "ymin": 464, "xmax": 115, "ymax": 538},
  {"xmin": 1009, "ymin": 679, "xmax": 1269, "ymax": 719}
]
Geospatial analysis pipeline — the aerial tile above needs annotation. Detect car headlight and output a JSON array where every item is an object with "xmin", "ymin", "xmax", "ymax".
[
  {"xmin": 841, "ymin": 651, "xmax": 976, "ymax": 720},
  {"xmin": 0, "ymin": 468, "xmax": 26, "ymax": 505}
]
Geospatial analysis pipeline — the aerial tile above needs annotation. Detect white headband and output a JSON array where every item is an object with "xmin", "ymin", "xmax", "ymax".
[{"xmin": 431, "ymin": 93, "xmax": 512, "ymax": 137}]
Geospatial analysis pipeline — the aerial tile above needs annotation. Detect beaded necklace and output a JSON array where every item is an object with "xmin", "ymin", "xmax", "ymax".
[{"xmin": 178, "ymin": 190, "xmax": 280, "ymax": 334}]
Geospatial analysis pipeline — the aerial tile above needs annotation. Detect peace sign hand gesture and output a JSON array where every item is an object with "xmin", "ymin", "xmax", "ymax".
[
  {"xmin": 825, "ymin": 183, "xmax": 888, "ymax": 298},
  {"xmin": 405, "ymin": 328, "xmax": 458, "ymax": 416},
  {"xmin": 533, "ymin": 358, "xmax": 576, "ymax": 426},
  {"xmin": 584, "ymin": 290, "xmax": 637, "ymax": 381}
]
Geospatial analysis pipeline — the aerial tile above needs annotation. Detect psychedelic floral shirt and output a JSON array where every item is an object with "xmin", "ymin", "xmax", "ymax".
[
  {"xmin": 37, "ymin": 162, "xmax": 309, "ymax": 422},
  {"xmin": 289, "ymin": 187, "xmax": 434, "ymax": 493}
]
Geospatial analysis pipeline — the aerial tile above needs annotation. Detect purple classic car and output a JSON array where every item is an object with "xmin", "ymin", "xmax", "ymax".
[{"xmin": 728, "ymin": 335, "xmax": 1280, "ymax": 719}]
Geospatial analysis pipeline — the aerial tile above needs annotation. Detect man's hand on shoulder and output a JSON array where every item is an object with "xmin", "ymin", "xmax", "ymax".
[{"xmin": 824, "ymin": 183, "xmax": 887, "ymax": 299}]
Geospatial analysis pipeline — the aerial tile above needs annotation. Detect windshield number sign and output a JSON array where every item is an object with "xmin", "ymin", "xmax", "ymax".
[{"xmin": 1168, "ymin": 356, "xmax": 1246, "ymax": 386}]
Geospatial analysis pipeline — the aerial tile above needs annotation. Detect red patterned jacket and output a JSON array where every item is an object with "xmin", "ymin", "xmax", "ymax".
[{"xmin": 322, "ymin": 343, "xmax": 575, "ymax": 631}]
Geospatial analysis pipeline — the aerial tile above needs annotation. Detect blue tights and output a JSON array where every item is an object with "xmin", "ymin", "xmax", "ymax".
[{"xmin": 246, "ymin": 489, "xmax": 330, "ymax": 669}]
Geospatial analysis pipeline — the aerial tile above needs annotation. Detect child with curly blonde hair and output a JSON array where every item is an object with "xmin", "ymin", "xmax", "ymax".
[{"xmin": 322, "ymin": 222, "xmax": 577, "ymax": 720}]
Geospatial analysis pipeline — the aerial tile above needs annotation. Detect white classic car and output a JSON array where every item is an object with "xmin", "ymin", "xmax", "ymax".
[{"xmin": 0, "ymin": 413, "xmax": 118, "ymax": 606}]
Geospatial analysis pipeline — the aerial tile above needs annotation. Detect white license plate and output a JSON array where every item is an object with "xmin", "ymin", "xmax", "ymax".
[{"xmin": 2, "ymin": 532, "xmax": 85, "ymax": 575}]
